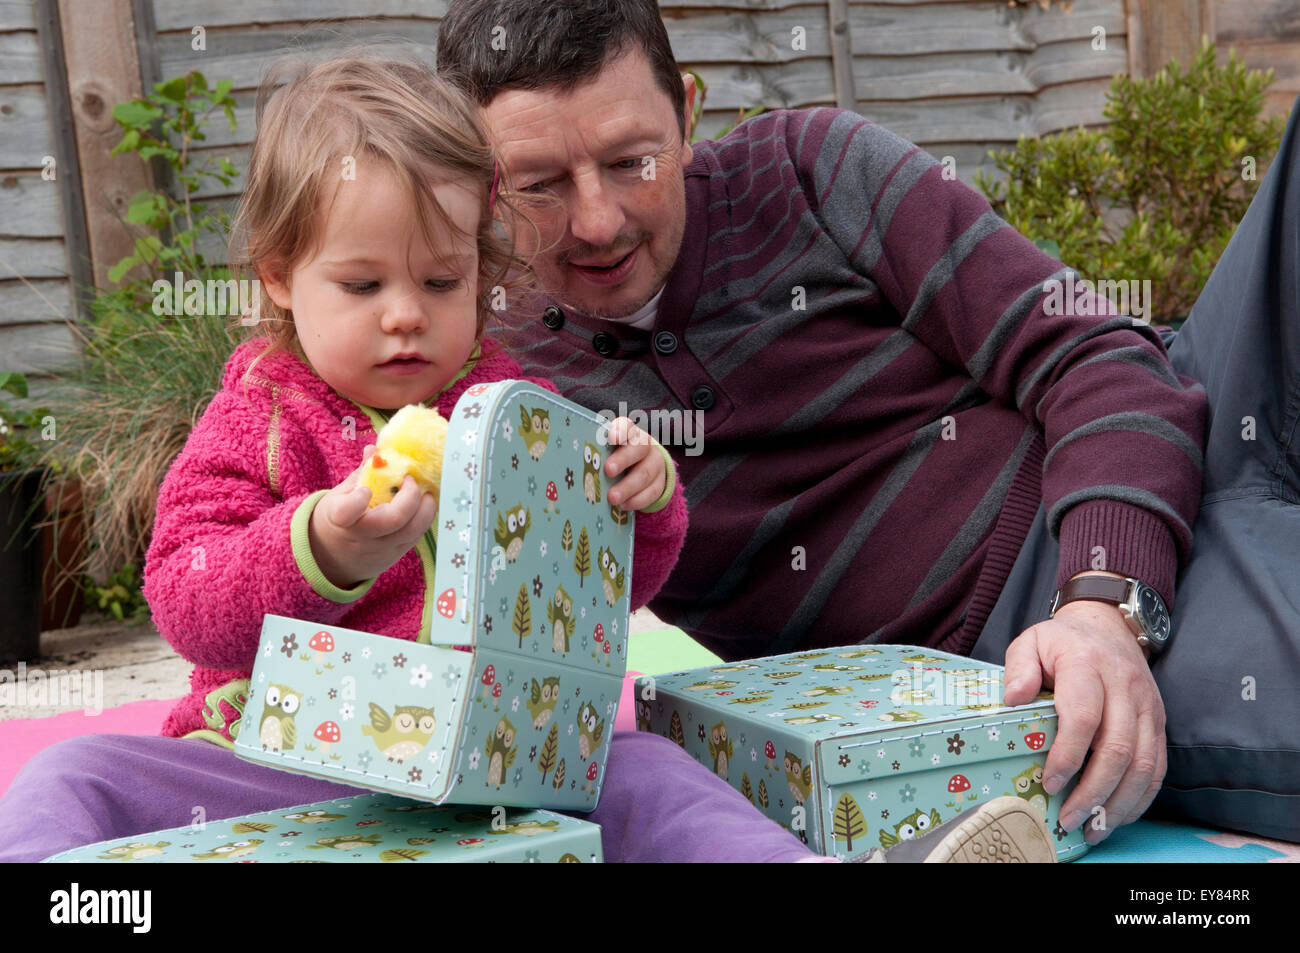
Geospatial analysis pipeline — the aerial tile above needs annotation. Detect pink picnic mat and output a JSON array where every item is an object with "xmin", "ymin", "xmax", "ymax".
[{"xmin": 0, "ymin": 675, "xmax": 645, "ymax": 798}]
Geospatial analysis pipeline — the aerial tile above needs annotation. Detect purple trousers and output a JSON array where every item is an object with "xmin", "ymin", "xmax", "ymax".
[{"xmin": 0, "ymin": 730, "xmax": 814, "ymax": 863}]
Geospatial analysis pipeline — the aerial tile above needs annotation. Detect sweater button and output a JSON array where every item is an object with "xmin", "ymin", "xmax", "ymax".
[
  {"xmin": 654, "ymin": 331, "xmax": 678, "ymax": 354},
  {"xmin": 690, "ymin": 384, "xmax": 716, "ymax": 410},
  {"xmin": 542, "ymin": 306, "xmax": 564, "ymax": 330},
  {"xmin": 592, "ymin": 332, "xmax": 618, "ymax": 356}
]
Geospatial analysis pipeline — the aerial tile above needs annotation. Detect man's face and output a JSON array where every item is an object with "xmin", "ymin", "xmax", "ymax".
[{"xmin": 482, "ymin": 49, "xmax": 696, "ymax": 321}]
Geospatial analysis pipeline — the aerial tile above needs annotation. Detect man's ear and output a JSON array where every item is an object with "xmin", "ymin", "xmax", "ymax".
[
  {"xmin": 680, "ymin": 71, "xmax": 697, "ymax": 165},
  {"xmin": 258, "ymin": 262, "xmax": 292, "ymax": 312}
]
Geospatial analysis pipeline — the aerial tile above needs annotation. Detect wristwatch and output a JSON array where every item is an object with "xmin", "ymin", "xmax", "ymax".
[{"xmin": 1048, "ymin": 575, "xmax": 1172, "ymax": 655}]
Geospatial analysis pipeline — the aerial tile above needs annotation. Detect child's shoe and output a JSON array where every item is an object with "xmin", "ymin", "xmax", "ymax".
[{"xmin": 851, "ymin": 796, "xmax": 1057, "ymax": 863}]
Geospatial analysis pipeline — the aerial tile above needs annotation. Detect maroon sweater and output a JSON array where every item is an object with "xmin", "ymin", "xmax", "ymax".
[{"xmin": 491, "ymin": 108, "xmax": 1207, "ymax": 661}]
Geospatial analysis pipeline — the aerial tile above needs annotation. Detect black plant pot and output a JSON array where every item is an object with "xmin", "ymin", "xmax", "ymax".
[{"xmin": 0, "ymin": 466, "xmax": 45, "ymax": 663}]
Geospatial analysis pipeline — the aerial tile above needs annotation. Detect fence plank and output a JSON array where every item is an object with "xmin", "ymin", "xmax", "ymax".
[
  {"xmin": 0, "ymin": 319, "xmax": 80, "ymax": 374},
  {"xmin": 0, "ymin": 237, "xmax": 67, "ymax": 278},
  {"xmin": 1212, "ymin": 0, "xmax": 1300, "ymax": 44},
  {"xmin": 0, "ymin": 85, "xmax": 56, "ymax": 167},
  {"xmin": 0, "ymin": 0, "xmax": 36, "ymax": 32},
  {"xmin": 0, "ymin": 277, "xmax": 74, "ymax": 325},
  {"xmin": 0, "ymin": 30, "xmax": 42, "ymax": 84},
  {"xmin": 0, "ymin": 172, "xmax": 65, "ymax": 237}
]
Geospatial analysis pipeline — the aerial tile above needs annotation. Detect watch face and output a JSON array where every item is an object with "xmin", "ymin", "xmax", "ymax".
[{"xmin": 1136, "ymin": 585, "xmax": 1171, "ymax": 643}]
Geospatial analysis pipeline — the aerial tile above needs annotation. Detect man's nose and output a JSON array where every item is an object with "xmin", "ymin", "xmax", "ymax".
[{"xmin": 567, "ymin": 170, "xmax": 625, "ymax": 250}]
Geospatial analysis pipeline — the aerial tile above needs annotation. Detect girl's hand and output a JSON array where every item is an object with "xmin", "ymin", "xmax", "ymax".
[
  {"xmin": 602, "ymin": 417, "xmax": 667, "ymax": 512},
  {"xmin": 308, "ymin": 444, "xmax": 438, "ymax": 589}
]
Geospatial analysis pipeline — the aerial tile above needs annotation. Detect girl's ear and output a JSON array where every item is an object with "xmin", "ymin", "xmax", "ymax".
[{"xmin": 258, "ymin": 262, "xmax": 292, "ymax": 311}]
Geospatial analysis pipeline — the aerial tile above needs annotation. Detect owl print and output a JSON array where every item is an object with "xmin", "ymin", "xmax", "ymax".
[
  {"xmin": 582, "ymin": 442, "xmax": 602, "ymax": 503},
  {"xmin": 577, "ymin": 700, "xmax": 606, "ymax": 760},
  {"xmin": 597, "ymin": 546, "xmax": 626, "ymax": 607},
  {"xmin": 879, "ymin": 808, "xmax": 943, "ymax": 849},
  {"xmin": 192, "ymin": 839, "xmax": 263, "ymax": 861},
  {"xmin": 1012, "ymin": 762, "xmax": 1050, "ymax": 819},
  {"xmin": 98, "ymin": 841, "xmax": 170, "ymax": 861},
  {"xmin": 258, "ymin": 683, "xmax": 301, "ymax": 752},
  {"xmin": 519, "ymin": 405, "xmax": 551, "ymax": 460},
  {"xmin": 526, "ymin": 676, "xmax": 561, "ymax": 729},
  {"xmin": 548, "ymin": 585, "xmax": 575, "ymax": 652},
  {"xmin": 784, "ymin": 751, "xmax": 812, "ymax": 805},
  {"xmin": 493, "ymin": 504, "xmax": 530, "ymax": 562},
  {"xmin": 708, "ymin": 720, "xmax": 734, "ymax": 781},
  {"xmin": 485, "ymin": 716, "xmax": 518, "ymax": 786},
  {"xmin": 360, "ymin": 702, "xmax": 437, "ymax": 763}
]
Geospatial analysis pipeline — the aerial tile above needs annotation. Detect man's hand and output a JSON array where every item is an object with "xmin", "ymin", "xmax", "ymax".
[{"xmin": 1000, "ymin": 574, "xmax": 1166, "ymax": 845}]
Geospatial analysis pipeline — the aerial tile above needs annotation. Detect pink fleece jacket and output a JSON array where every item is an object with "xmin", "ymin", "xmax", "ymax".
[{"xmin": 143, "ymin": 336, "xmax": 688, "ymax": 743}]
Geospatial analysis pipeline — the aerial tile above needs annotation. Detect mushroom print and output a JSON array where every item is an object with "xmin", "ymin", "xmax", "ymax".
[
  {"xmin": 479, "ymin": 665, "xmax": 496, "ymax": 702},
  {"xmin": 544, "ymin": 481, "xmax": 560, "ymax": 517},
  {"xmin": 947, "ymin": 774, "xmax": 971, "ymax": 796},
  {"xmin": 313, "ymin": 721, "xmax": 341, "ymax": 759},
  {"xmin": 308, "ymin": 631, "xmax": 335, "ymax": 671},
  {"xmin": 360, "ymin": 703, "xmax": 437, "ymax": 763},
  {"xmin": 436, "ymin": 588, "xmax": 456, "ymax": 618}
]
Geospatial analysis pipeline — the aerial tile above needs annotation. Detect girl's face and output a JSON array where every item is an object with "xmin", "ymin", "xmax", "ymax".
[{"xmin": 261, "ymin": 158, "xmax": 481, "ymax": 412}]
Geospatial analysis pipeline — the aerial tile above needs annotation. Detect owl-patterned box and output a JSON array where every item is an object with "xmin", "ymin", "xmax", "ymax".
[
  {"xmin": 634, "ymin": 646, "xmax": 1090, "ymax": 861},
  {"xmin": 234, "ymin": 381, "xmax": 634, "ymax": 811},
  {"xmin": 40, "ymin": 793, "xmax": 602, "ymax": 863}
]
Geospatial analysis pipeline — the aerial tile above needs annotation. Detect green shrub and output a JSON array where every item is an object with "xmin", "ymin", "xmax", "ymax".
[{"xmin": 976, "ymin": 39, "xmax": 1284, "ymax": 322}]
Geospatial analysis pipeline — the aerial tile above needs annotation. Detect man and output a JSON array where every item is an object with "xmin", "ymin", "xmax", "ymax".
[{"xmin": 437, "ymin": 0, "xmax": 1298, "ymax": 846}]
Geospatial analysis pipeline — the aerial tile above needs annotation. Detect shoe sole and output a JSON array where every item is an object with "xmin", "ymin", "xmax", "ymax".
[{"xmin": 923, "ymin": 797, "xmax": 1058, "ymax": 863}]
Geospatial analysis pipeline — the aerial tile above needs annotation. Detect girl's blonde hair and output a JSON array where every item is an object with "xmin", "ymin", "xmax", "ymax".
[{"xmin": 229, "ymin": 46, "xmax": 532, "ymax": 381}]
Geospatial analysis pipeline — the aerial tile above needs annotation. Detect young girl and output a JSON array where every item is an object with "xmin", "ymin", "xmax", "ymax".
[{"xmin": 0, "ymin": 51, "xmax": 819, "ymax": 864}]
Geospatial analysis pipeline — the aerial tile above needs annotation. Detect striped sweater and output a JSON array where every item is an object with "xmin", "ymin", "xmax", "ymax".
[{"xmin": 491, "ymin": 108, "xmax": 1207, "ymax": 661}]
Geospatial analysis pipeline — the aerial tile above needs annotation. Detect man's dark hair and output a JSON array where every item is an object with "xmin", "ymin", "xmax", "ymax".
[{"xmin": 436, "ymin": 0, "xmax": 687, "ymax": 138}]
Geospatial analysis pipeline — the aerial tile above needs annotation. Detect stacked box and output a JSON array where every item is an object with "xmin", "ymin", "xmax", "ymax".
[
  {"xmin": 635, "ymin": 645, "xmax": 1089, "ymax": 860},
  {"xmin": 234, "ymin": 381, "xmax": 633, "ymax": 810},
  {"xmin": 42, "ymin": 794, "xmax": 602, "ymax": 863}
]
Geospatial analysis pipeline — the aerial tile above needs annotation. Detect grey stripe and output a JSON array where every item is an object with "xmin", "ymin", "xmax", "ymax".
[
  {"xmin": 682, "ymin": 448, "xmax": 748, "ymax": 510},
  {"xmin": 902, "ymin": 210, "xmax": 1007, "ymax": 333},
  {"xmin": 1042, "ymin": 411, "xmax": 1204, "ymax": 473},
  {"xmin": 1076, "ymin": 344, "xmax": 1182, "ymax": 389},
  {"xmin": 1013, "ymin": 316, "xmax": 1134, "ymax": 410},
  {"xmin": 562, "ymin": 359, "xmax": 677, "ymax": 415},
  {"xmin": 771, "ymin": 416, "xmax": 948, "ymax": 653},
  {"xmin": 905, "ymin": 422, "xmax": 1038, "ymax": 611},
  {"xmin": 968, "ymin": 268, "xmax": 1072, "ymax": 382},
  {"xmin": 1046, "ymin": 485, "xmax": 1193, "ymax": 542},
  {"xmin": 846, "ymin": 149, "xmax": 935, "ymax": 275}
]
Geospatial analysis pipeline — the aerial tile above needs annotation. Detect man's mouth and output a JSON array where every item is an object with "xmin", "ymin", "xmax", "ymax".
[{"xmin": 569, "ymin": 246, "xmax": 638, "ymax": 285}]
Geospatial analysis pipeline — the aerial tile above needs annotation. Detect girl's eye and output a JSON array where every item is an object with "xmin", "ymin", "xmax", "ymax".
[
  {"xmin": 427, "ymin": 278, "xmax": 461, "ymax": 292},
  {"xmin": 342, "ymin": 282, "xmax": 377, "ymax": 294}
]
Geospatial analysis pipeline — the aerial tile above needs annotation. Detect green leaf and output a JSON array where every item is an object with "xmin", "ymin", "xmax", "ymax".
[
  {"xmin": 154, "ymin": 76, "xmax": 190, "ymax": 104},
  {"xmin": 125, "ymin": 192, "xmax": 163, "ymax": 225},
  {"xmin": 0, "ymin": 372, "xmax": 28, "ymax": 398},
  {"xmin": 113, "ymin": 101, "xmax": 164, "ymax": 128}
]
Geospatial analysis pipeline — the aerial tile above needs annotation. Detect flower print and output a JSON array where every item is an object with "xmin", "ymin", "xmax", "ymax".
[
  {"xmin": 527, "ymin": 476, "xmax": 537, "ymax": 496},
  {"xmin": 410, "ymin": 665, "xmax": 431, "ymax": 688},
  {"xmin": 858, "ymin": 761, "xmax": 870, "ymax": 776},
  {"xmin": 565, "ymin": 468, "xmax": 574, "ymax": 490},
  {"xmin": 877, "ymin": 748, "xmax": 886, "ymax": 759},
  {"xmin": 339, "ymin": 703, "xmax": 354, "ymax": 722},
  {"xmin": 452, "ymin": 553, "xmax": 466, "ymax": 569},
  {"xmin": 931, "ymin": 753, "xmax": 941, "ymax": 766},
  {"xmin": 489, "ymin": 567, "xmax": 498, "ymax": 585},
  {"xmin": 1007, "ymin": 741, "xmax": 1016, "ymax": 751},
  {"xmin": 511, "ymin": 696, "xmax": 520, "ymax": 713},
  {"xmin": 372, "ymin": 663, "xmax": 386, "ymax": 679},
  {"xmin": 468, "ymin": 748, "xmax": 481, "ymax": 770},
  {"xmin": 698, "ymin": 724, "xmax": 706, "ymax": 742},
  {"xmin": 572, "ymin": 439, "xmax": 579, "ymax": 452},
  {"xmin": 444, "ymin": 519, "xmax": 455, "ymax": 531},
  {"xmin": 908, "ymin": 739, "xmax": 925, "ymax": 758},
  {"xmin": 987, "ymin": 726, "xmax": 1000, "ymax": 741},
  {"xmin": 455, "ymin": 491, "xmax": 472, "ymax": 512},
  {"xmin": 263, "ymin": 642, "xmax": 272, "ymax": 658},
  {"xmin": 342, "ymin": 651, "xmax": 351, "ymax": 663},
  {"xmin": 568, "ymin": 724, "xmax": 574, "ymax": 736},
  {"xmin": 947, "ymin": 733, "xmax": 965, "ymax": 755},
  {"xmin": 899, "ymin": 784, "xmax": 916, "ymax": 803},
  {"xmin": 539, "ymin": 540, "xmax": 548, "ymax": 558},
  {"xmin": 868, "ymin": 790, "xmax": 877, "ymax": 800},
  {"xmin": 595, "ymin": 516, "xmax": 604, "ymax": 534},
  {"xmin": 513, "ymin": 768, "xmax": 523, "ymax": 788},
  {"xmin": 464, "ymin": 461, "xmax": 477, "ymax": 480},
  {"xmin": 442, "ymin": 665, "xmax": 459, "ymax": 688},
  {"xmin": 361, "ymin": 647, "xmax": 371, "ymax": 659},
  {"xmin": 562, "ymin": 698, "xmax": 570, "ymax": 713},
  {"xmin": 484, "ymin": 616, "xmax": 493, "ymax": 635},
  {"xmin": 499, "ymin": 597, "xmax": 509, "ymax": 615},
  {"xmin": 752, "ymin": 749, "xmax": 758, "ymax": 762},
  {"xmin": 552, "ymin": 561, "xmax": 560, "ymax": 576},
  {"xmin": 529, "ymin": 745, "xmax": 537, "ymax": 762},
  {"xmin": 838, "ymin": 754, "xmax": 850, "ymax": 767},
  {"xmin": 357, "ymin": 751, "xmax": 372, "ymax": 770},
  {"xmin": 892, "ymin": 760, "xmax": 901, "ymax": 771},
  {"xmin": 280, "ymin": 634, "xmax": 298, "ymax": 658},
  {"xmin": 407, "ymin": 767, "xmax": 423, "ymax": 783},
  {"xmin": 881, "ymin": 810, "xmax": 890, "ymax": 820},
  {"xmin": 981, "ymin": 785, "xmax": 990, "ymax": 795},
  {"xmin": 462, "ymin": 403, "xmax": 482, "ymax": 419},
  {"xmin": 392, "ymin": 653, "xmax": 407, "ymax": 669},
  {"xmin": 328, "ymin": 688, "xmax": 337, "ymax": 700},
  {"xmin": 502, "ymin": 421, "xmax": 513, "ymax": 440},
  {"xmin": 512, "ymin": 454, "xmax": 519, "ymax": 470},
  {"xmin": 532, "ymin": 575, "xmax": 543, "ymax": 597}
]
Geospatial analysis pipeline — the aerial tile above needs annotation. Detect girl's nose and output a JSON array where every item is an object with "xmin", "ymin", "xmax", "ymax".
[{"xmin": 381, "ymin": 285, "xmax": 429, "ymax": 334}]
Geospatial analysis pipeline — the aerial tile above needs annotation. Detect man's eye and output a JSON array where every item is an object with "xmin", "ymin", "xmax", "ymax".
[
  {"xmin": 342, "ymin": 282, "xmax": 377, "ymax": 294},
  {"xmin": 519, "ymin": 178, "xmax": 556, "ymax": 194},
  {"xmin": 615, "ymin": 158, "xmax": 640, "ymax": 171}
]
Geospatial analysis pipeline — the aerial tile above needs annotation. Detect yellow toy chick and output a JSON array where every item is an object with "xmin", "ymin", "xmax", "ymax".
[{"xmin": 358, "ymin": 405, "xmax": 450, "ymax": 507}]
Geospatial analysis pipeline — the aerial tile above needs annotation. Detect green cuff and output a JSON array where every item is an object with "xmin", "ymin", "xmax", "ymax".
[
  {"xmin": 291, "ymin": 489, "xmax": 378, "ymax": 603},
  {"xmin": 181, "ymin": 728, "xmax": 235, "ymax": 750},
  {"xmin": 639, "ymin": 442, "xmax": 677, "ymax": 514}
]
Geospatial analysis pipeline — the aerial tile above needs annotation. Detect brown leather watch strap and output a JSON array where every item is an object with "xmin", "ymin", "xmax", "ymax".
[{"xmin": 1059, "ymin": 575, "xmax": 1131, "ymax": 606}]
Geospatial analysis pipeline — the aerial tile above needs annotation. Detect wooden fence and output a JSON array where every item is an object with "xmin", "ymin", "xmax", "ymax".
[{"xmin": 1, "ymin": 0, "xmax": 1296, "ymax": 384}]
